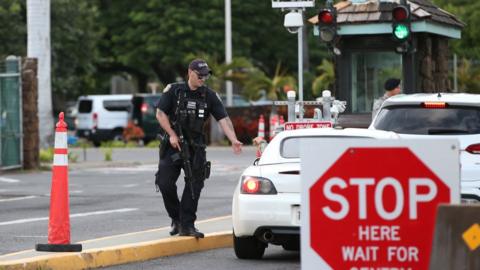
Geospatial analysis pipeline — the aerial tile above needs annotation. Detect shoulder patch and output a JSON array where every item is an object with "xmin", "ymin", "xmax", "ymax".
[{"xmin": 163, "ymin": 84, "xmax": 172, "ymax": 93}]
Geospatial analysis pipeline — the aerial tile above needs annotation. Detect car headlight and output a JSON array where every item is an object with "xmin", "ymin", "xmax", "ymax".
[{"xmin": 240, "ymin": 176, "xmax": 277, "ymax": 195}]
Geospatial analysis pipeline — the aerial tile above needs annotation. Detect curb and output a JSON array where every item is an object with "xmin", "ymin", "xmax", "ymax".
[{"xmin": 0, "ymin": 231, "xmax": 232, "ymax": 270}]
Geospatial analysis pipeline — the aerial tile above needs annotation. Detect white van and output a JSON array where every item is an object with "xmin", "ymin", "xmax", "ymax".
[{"xmin": 75, "ymin": 95, "xmax": 132, "ymax": 146}]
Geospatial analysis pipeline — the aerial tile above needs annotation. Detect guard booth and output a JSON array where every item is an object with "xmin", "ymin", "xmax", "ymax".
[
  {"xmin": 310, "ymin": 0, "xmax": 464, "ymax": 127},
  {"xmin": 0, "ymin": 57, "xmax": 23, "ymax": 169}
]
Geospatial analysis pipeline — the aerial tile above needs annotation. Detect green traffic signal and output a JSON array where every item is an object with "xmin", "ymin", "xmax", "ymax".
[{"xmin": 393, "ymin": 23, "xmax": 410, "ymax": 40}]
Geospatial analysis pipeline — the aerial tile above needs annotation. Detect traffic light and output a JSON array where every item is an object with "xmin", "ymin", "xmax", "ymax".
[
  {"xmin": 391, "ymin": 4, "xmax": 411, "ymax": 42},
  {"xmin": 318, "ymin": 7, "xmax": 337, "ymax": 43}
]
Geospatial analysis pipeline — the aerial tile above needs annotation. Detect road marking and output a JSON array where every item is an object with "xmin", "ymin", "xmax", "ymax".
[
  {"xmin": 123, "ymin": 184, "xmax": 138, "ymax": 188},
  {"xmin": 0, "ymin": 196, "xmax": 36, "ymax": 203},
  {"xmin": 0, "ymin": 208, "xmax": 138, "ymax": 226},
  {"xmin": 14, "ymin": 235, "xmax": 47, "ymax": 238},
  {"xmin": 0, "ymin": 177, "xmax": 20, "ymax": 183}
]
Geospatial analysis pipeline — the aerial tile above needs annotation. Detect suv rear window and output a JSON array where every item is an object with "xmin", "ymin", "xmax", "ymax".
[
  {"xmin": 374, "ymin": 105, "xmax": 480, "ymax": 135},
  {"xmin": 78, "ymin": 100, "xmax": 92, "ymax": 113},
  {"xmin": 103, "ymin": 100, "xmax": 131, "ymax": 112}
]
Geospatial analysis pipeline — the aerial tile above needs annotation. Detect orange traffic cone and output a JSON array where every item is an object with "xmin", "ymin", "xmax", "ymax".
[
  {"xmin": 36, "ymin": 112, "xmax": 82, "ymax": 252},
  {"xmin": 258, "ymin": 115, "xmax": 265, "ymax": 139},
  {"xmin": 256, "ymin": 115, "xmax": 266, "ymax": 158},
  {"xmin": 269, "ymin": 114, "xmax": 278, "ymax": 141}
]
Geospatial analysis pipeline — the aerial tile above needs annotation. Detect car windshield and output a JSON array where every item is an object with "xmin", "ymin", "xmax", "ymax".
[{"xmin": 374, "ymin": 105, "xmax": 480, "ymax": 135}]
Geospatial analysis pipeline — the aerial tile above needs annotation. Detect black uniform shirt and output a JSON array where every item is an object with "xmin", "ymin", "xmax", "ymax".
[{"xmin": 156, "ymin": 82, "xmax": 228, "ymax": 123}]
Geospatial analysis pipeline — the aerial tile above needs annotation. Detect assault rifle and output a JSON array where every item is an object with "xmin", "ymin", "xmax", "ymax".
[{"xmin": 174, "ymin": 124, "xmax": 195, "ymax": 200}]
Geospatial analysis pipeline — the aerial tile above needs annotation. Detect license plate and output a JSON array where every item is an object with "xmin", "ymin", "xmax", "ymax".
[{"xmin": 292, "ymin": 205, "xmax": 301, "ymax": 225}]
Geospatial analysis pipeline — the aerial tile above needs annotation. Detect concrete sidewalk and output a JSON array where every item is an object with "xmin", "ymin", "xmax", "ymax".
[{"xmin": 0, "ymin": 216, "xmax": 233, "ymax": 270}]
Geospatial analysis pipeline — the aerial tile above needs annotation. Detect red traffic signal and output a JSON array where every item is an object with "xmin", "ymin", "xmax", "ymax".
[
  {"xmin": 392, "ymin": 6, "xmax": 409, "ymax": 21},
  {"xmin": 318, "ymin": 9, "xmax": 334, "ymax": 24}
]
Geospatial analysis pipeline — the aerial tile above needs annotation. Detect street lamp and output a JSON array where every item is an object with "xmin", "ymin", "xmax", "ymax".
[{"xmin": 272, "ymin": 0, "xmax": 314, "ymax": 120}]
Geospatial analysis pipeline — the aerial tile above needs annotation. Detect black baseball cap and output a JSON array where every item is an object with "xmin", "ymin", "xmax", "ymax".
[
  {"xmin": 384, "ymin": 78, "xmax": 401, "ymax": 91},
  {"xmin": 189, "ymin": 59, "xmax": 212, "ymax": 76}
]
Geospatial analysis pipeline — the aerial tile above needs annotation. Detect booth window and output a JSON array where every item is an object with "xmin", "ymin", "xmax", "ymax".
[{"xmin": 351, "ymin": 52, "xmax": 402, "ymax": 113}]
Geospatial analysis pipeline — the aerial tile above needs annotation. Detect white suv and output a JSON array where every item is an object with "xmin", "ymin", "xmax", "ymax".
[
  {"xmin": 76, "ymin": 95, "xmax": 132, "ymax": 146},
  {"xmin": 369, "ymin": 93, "xmax": 480, "ymax": 203}
]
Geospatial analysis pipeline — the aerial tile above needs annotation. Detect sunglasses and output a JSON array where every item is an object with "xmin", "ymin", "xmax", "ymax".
[{"xmin": 194, "ymin": 71, "xmax": 210, "ymax": 81}]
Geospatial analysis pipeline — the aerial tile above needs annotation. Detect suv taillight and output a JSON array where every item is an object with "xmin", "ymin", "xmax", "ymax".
[
  {"xmin": 92, "ymin": 112, "xmax": 98, "ymax": 129},
  {"xmin": 466, "ymin": 144, "xmax": 480, "ymax": 154},
  {"xmin": 141, "ymin": 103, "xmax": 148, "ymax": 113}
]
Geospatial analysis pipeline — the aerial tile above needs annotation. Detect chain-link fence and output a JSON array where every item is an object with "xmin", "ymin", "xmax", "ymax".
[{"xmin": 0, "ymin": 57, "xmax": 22, "ymax": 169}]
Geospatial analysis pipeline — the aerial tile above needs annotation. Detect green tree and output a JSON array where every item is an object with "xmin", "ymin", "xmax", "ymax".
[
  {"xmin": 432, "ymin": 0, "xmax": 480, "ymax": 59},
  {"xmin": 242, "ymin": 62, "xmax": 297, "ymax": 101},
  {"xmin": 456, "ymin": 58, "xmax": 480, "ymax": 93},
  {"xmin": 0, "ymin": 0, "xmax": 26, "ymax": 59},
  {"xmin": 0, "ymin": 0, "xmax": 100, "ymax": 102},
  {"xmin": 311, "ymin": 59, "xmax": 335, "ymax": 97},
  {"xmin": 51, "ymin": 0, "xmax": 101, "ymax": 100},
  {"xmin": 96, "ymin": 0, "xmax": 227, "ymax": 90},
  {"xmin": 94, "ymin": 0, "xmax": 324, "ymax": 93}
]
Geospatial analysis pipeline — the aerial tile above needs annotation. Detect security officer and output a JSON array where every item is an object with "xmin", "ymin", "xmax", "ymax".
[
  {"xmin": 155, "ymin": 59, "xmax": 242, "ymax": 238},
  {"xmin": 372, "ymin": 78, "xmax": 402, "ymax": 119}
]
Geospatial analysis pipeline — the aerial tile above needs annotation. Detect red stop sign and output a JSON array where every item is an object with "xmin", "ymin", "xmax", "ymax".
[{"xmin": 309, "ymin": 148, "xmax": 450, "ymax": 269}]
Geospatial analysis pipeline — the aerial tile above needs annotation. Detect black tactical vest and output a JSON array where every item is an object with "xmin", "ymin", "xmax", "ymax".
[{"xmin": 173, "ymin": 83, "xmax": 208, "ymax": 137}]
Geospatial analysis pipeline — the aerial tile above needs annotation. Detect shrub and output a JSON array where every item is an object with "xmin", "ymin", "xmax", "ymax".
[
  {"xmin": 39, "ymin": 148, "xmax": 54, "ymax": 163},
  {"xmin": 123, "ymin": 121, "xmax": 145, "ymax": 142},
  {"xmin": 146, "ymin": 140, "xmax": 161, "ymax": 148}
]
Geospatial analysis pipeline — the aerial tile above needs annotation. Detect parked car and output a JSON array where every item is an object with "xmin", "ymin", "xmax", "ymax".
[
  {"xmin": 369, "ymin": 93, "xmax": 480, "ymax": 203},
  {"xmin": 232, "ymin": 127, "xmax": 399, "ymax": 259},
  {"xmin": 130, "ymin": 93, "xmax": 162, "ymax": 143},
  {"xmin": 64, "ymin": 101, "xmax": 77, "ymax": 131},
  {"xmin": 76, "ymin": 95, "xmax": 132, "ymax": 146}
]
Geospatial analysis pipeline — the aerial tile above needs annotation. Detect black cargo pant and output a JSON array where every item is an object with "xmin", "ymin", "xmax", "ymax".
[{"xmin": 155, "ymin": 146, "xmax": 206, "ymax": 228}]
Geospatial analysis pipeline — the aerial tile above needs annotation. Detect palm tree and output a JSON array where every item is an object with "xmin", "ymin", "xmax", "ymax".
[
  {"xmin": 184, "ymin": 54, "xmax": 256, "ymax": 95},
  {"xmin": 242, "ymin": 62, "xmax": 297, "ymax": 101},
  {"xmin": 311, "ymin": 59, "xmax": 335, "ymax": 97}
]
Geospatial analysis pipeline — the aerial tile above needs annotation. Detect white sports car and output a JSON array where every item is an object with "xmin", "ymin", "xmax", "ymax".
[
  {"xmin": 370, "ymin": 93, "xmax": 480, "ymax": 203},
  {"xmin": 232, "ymin": 127, "xmax": 399, "ymax": 259}
]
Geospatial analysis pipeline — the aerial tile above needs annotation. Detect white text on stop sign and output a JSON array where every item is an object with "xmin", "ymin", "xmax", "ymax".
[{"xmin": 322, "ymin": 177, "xmax": 437, "ymax": 220}]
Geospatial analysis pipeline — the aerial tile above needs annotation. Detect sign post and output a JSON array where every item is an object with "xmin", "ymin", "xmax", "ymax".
[{"xmin": 301, "ymin": 138, "xmax": 460, "ymax": 270}]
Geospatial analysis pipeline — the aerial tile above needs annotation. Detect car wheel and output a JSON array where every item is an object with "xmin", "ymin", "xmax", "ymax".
[
  {"xmin": 233, "ymin": 233, "xmax": 266, "ymax": 259},
  {"xmin": 282, "ymin": 241, "xmax": 300, "ymax": 251},
  {"xmin": 112, "ymin": 129, "xmax": 124, "ymax": 141}
]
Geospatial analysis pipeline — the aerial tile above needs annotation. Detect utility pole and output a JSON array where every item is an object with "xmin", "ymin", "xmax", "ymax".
[
  {"xmin": 27, "ymin": 0, "xmax": 54, "ymax": 148},
  {"xmin": 225, "ymin": 0, "xmax": 233, "ymax": 107}
]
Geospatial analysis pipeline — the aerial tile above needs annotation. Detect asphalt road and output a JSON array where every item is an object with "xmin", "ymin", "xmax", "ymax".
[
  {"xmin": 100, "ymin": 246, "xmax": 300, "ymax": 270},
  {"xmin": 0, "ymin": 146, "xmax": 256, "ymax": 255}
]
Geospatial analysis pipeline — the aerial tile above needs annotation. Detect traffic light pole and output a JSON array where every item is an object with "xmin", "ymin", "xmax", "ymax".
[{"xmin": 298, "ymin": 14, "xmax": 304, "ymax": 121}]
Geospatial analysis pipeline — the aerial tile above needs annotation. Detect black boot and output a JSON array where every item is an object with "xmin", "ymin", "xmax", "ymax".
[
  {"xmin": 169, "ymin": 220, "xmax": 181, "ymax": 236},
  {"xmin": 179, "ymin": 226, "xmax": 204, "ymax": 238}
]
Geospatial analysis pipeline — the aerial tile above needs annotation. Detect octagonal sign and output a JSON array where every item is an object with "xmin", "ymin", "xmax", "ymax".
[{"xmin": 300, "ymin": 139, "xmax": 460, "ymax": 270}]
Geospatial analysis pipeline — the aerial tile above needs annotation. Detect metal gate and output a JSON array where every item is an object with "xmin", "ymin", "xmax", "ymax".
[{"xmin": 0, "ymin": 57, "xmax": 22, "ymax": 169}]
